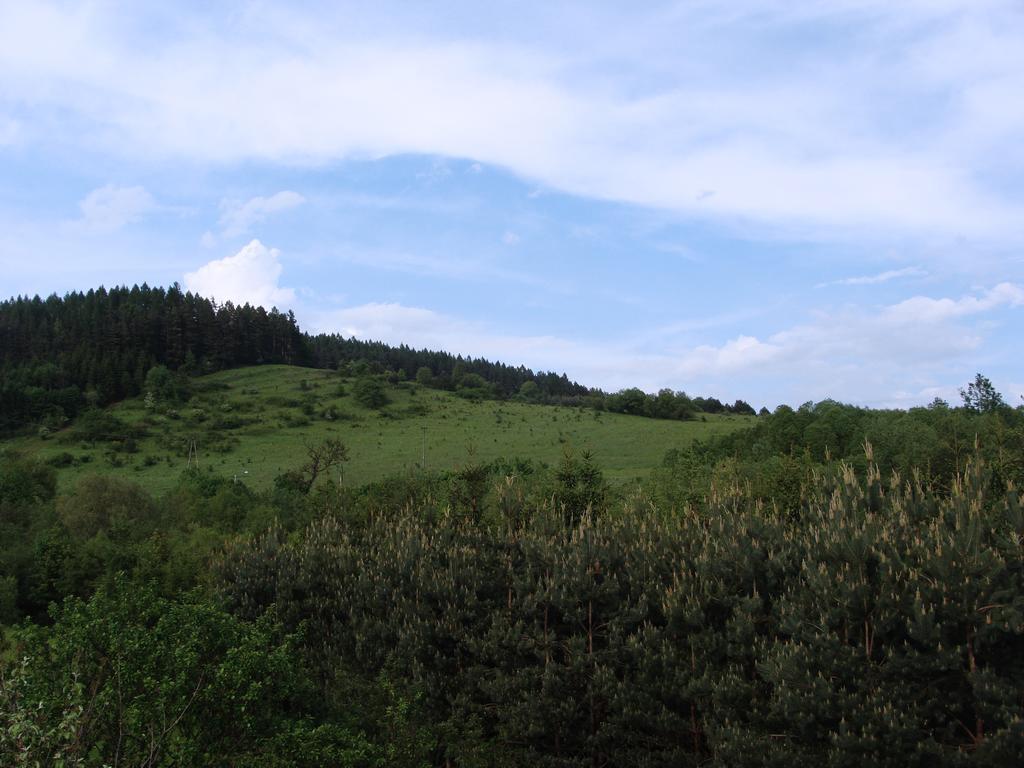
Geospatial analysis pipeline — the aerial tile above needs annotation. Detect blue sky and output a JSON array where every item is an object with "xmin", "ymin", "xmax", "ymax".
[{"xmin": 1, "ymin": 1, "xmax": 1022, "ymax": 408}]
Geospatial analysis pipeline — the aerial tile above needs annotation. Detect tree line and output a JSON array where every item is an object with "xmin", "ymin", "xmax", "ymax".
[
  {"xmin": 1, "ymin": 285, "xmax": 755, "ymax": 435},
  {"xmin": 0, "ymin": 285, "xmax": 305, "ymax": 432}
]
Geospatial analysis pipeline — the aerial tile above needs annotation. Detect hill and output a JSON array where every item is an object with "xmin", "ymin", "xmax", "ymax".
[
  {"xmin": 1, "ymin": 284, "xmax": 754, "ymax": 435},
  {"xmin": 0, "ymin": 364, "xmax": 754, "ymax": 493}
]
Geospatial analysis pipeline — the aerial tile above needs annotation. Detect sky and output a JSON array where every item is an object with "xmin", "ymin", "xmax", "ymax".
[{"xmin": 1, "ymin": 1, "xmax": 1022, "ymax": 409}]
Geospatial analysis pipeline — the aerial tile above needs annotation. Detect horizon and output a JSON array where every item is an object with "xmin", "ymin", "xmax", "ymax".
[{"xmin": 2, "ymin": 1, "xmax": 1022, "ymax": 409}]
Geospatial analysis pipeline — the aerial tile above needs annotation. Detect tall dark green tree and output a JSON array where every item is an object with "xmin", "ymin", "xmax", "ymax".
[{"xmin": 961, "ymin": 373, "xmax": 1005, "ymax": 413}]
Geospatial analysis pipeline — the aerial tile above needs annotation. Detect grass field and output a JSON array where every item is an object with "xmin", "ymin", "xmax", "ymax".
[{"xmin": 2, "ymin": 365, "xmax": 754, "ymax": 494}]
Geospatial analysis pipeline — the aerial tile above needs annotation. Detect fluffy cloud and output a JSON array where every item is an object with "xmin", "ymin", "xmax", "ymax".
[
  {"xmin": 675, "ymin": 335, "xmax": 784, "ymax": 377},
  {"xmin": 74, "ymin": 185, "xmax": 155, "ymax": 232},
  {"xmin": 666, "ymin": 283, "xmax": 1024, "ymax": 405},
  {"xmin": 698, "ymin": 286, "xmax": 1018, "ymax": 376},
  {"xmin": 218, "ymin": 191, "xmax": 305, "ymax": 238},
  {"xmin": 184, "ymin": 239, "xmax": 295, "ymax": 309},
  {"xmin": 882, "ymin": 282, "xmax": 1024, "ymax": 324}
]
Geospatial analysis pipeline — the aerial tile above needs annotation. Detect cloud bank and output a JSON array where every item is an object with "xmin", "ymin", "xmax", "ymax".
[
  {"xmin": 2, "ymin": 1, "xmax": 1023, "ymax": 241},
  {"xmin": 311, "ymin": 282, "xmax": 1024, "ymax": 406}
]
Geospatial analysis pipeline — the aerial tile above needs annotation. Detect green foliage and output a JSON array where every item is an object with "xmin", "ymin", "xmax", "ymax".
[
  {"xmin": 553, "ymin": 448, "xmax": 607, "ymax": 525},
  {"xmin": 0, "ymin": 285, "xmax": 306, "ymax": 433},
  {"xmin": 518, "ymin": 379, "xmax": 540, "ymax": 401},
  {"xmin": 274, "ymin": 439, "xmax": 349, "ymax": 495},
  {"xmin": 448, "ymin": 456, "xmax": 492, "ymax": 523},
  {"xmin": 6, "ymin": 349, "xmax": 1024, "ymax": 764},
  {"xmin": 1, "ymin": 580, "xmax": 386, "ymax": 767},
  {"xmin": 1, "ymin": 364, "xmax": 750, "ymax": 495},
  {"xmin": 0, "ymin": 655, "xmax": 87, "ymax": 768},
  {"xmin": 608, "ymin": 387, "xmax": 647, "ymax": 415},
  {"xmin": 656, "ymin": 395, "xmax": 1024, "ymax": 498},
  {"xmin": 62, "ymin": 408, "xmax": 134, "ymax": 445},
  {"xmin": 3, "ymin": 396, "xmax": 1024, "ymax": 764},
  {"xmin": 0, "ymin": 578, "xmax": 17, "ymax": 625},
  {"xmin": 144, "ymin": 364, "xmax": 192, "ymax": 407},
  {"xmin": 604, "ymin": 387, "xmax": 731, "ymax": 421},
  {"xmin": 57, "ymin": 475, "xmax": 159, "ymax": 542},
  {"xmin": 2, "ymin": 281, "xmax": 751, "ymax": 435},
  {"xmin": 213, "ymin": 454, "xmax": 1024, "ymax": 766},
  {"xmin": 455, "ymin": 372, "xmax": 493, "ymax": 401},
  {"xmin": 353, "ymin": 376, "xmax": 389, "ymax": 410},
  {"xmin": 961, "ymin": 373, "xmax": 1005, "ymax": 413},
  {"xmin": 0, "ymin": 452, "xmax": 56, "ymax": 510}
]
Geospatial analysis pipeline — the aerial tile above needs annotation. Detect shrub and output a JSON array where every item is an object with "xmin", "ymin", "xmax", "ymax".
[{"xmin": 353, "ymin": 377, "xmax": 389, "ymax": 410}]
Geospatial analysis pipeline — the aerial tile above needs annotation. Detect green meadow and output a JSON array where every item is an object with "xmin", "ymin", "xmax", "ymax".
[{"xmin": 3, "ymin": 364, "xmax": 753, "ymax": 493}]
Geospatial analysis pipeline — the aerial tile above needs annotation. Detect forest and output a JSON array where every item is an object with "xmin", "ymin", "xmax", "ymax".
[
  {"xmin": 0, "ymin": 286, "xmax": 752, "ymax": 435},
  {"xmin": 1, "ymin": 288, "xmax": 1023, "ymax": 766}
]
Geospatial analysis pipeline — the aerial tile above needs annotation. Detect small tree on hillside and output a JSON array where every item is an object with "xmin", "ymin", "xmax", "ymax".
[
  {"xmin": 144, "ymin": 365, "xmax": 190, "ymax": 407},
  {"xmin": 518, "ymin": 380, "xmax": 540, "ymax": 402},
  {"xmin": 353, "ymin": 376, "xmax": 389, "ymax": 409},
  {"xmin": 275, "ymin": 439, "xmax": 349, "ymax": 494}
]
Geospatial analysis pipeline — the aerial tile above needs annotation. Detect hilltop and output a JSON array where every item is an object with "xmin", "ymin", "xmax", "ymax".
[
  {"xmin": 1, "ymin": 364, "xmax": 753, "ymax": 493},
  {"xmin": 1, "ymin": 284, "xmax": 756, "ymax": 436}
]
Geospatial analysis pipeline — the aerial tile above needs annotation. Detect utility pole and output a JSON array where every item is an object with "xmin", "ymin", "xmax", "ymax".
[{"xmin": 421, "ymin": 425, "xmax": 427, "ymax": 470}]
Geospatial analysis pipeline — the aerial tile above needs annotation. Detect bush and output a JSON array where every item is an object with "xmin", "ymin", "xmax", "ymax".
[
  {"xmin": 415, "ymin": 366, "xmax": 434, "ymax": 387},
  {"xmin": 144, "ymin": 364, "xmax": 192, "ymax": 406},
  {"xmin": 57, "ymin": 475, "xmax": 158, "ymax": 542},
  {"xmin": 281, "ymin": 413, "xmax": 311, "ymax": 429},
  {"xmin": 45, "ymin": 451, "xmax": 76, "ymax": 468},
  {"xmin": 64, "ymin": 408, "xmax": 130, "ymax": 444},
  {"xmin": 353, "ymin": 376, "xmax": 389, "ymax": 409},
  {"xmin": 0, "ymin": 452, "xmax": 57, "ymax": 507}
]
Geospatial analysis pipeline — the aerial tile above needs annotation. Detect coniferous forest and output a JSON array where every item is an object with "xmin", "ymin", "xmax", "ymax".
[
  {"xmin": 2, "ymin": 288, "xmax": 1023, "ymax": 766},
  {"xmin": 0, "ymin": 286, "xmax": 754, "ymax": 436}
]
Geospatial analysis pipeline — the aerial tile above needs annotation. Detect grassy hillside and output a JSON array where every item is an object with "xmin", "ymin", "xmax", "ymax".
[{"xmin": 2, "ymin": 365, "xmax": 754, "ymax": 493}]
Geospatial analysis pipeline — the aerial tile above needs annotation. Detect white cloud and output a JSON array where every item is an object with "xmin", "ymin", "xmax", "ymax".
[
  {"xmin": 675, "ymin": 335, "xmax": 784, "ymax": 377},
  {"xmin": 664, "ymin": 283, "xmax": 1024, "ymax": 404},
  {"xmin": 310, "ymin": 282, "xmax": 1024, "ymax": 406},
  {"xmin": 2, "ymin": 2, "xmax": 1022, "ymax": 241},
  {"xmin": 817, "ymin": 266, "xmax": 926, "ymax": 288},
  {"xmin": 664, "ymin": 284, "xmax": 1024, "ymax": 384},
  {"xmin": 73, "ymin": 184, "xmax": 155, "ymax": 232},
  {"xmin": 883, "ymin": 282, "xmax": 1024, "ymax": 324},
  {"xmin": 502, "ymin": 230, "xmax": 520, "ymax": 246},
  {"xmin": 218, "ymin": 190, "xmax": 305, "ymax": 238},
  {"xmin": 184, "ymin": 239, "xmax": 295, "ymax": 309}
]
